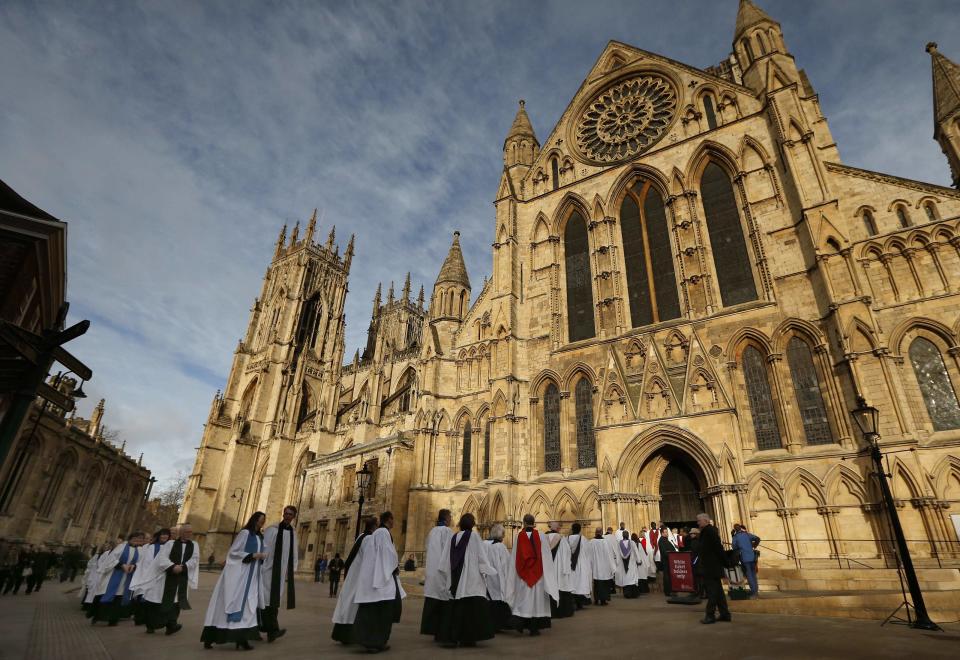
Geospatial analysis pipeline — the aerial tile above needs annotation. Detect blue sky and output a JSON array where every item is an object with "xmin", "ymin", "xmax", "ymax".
[{"xmin": 1, "ymin": 0, "xmax": 957, "ymax": 486}]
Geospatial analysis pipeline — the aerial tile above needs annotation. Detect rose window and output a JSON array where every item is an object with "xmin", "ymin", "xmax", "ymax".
[{"xmin": 575, "ymin": 74, "xmax": 678, "ymax": 163}]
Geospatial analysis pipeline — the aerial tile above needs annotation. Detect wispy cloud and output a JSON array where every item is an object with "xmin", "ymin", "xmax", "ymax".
[{"xmin": 1, "ymin": 0, "xmax": 956, "ymax": 483}]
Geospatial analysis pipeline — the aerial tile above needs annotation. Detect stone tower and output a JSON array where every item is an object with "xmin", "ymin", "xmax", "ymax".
[
  {"xmin": 927, "ymin": 42, "xmax": 960, "ymax": 188},
  {"xmin": 180, "ymin": 209, "xmax": 354, "ymax": 554}
]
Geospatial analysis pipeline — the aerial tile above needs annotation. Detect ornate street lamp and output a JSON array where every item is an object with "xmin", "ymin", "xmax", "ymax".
[
  {"xmin": 851, "ymin": 397, "xmax": 939, "ymax": 630},
  {"xmin": 354, "ymin": 462, "xmax": 373, "ymax": 538}
]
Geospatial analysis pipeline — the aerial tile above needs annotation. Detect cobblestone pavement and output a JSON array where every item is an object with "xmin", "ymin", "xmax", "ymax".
[{"xmin": 1, "ymin": 574, "xmax": 959, "ymax": 659}]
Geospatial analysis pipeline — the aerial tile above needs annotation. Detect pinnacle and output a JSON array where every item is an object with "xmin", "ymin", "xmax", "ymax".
[
  {"xmin": 735, "ymin": 0, "xmax": 777, "ymax": 39},
  {"xmin": 504, "ymin": 99, "xmax": 538, "ymax": 148},
  {"xmin": 929, "ymin": 43, "xmax": 960, "ymax": 131},
  {"xmin": 436, "ymin": 231, "xmax": 471, "ymax": 289}
]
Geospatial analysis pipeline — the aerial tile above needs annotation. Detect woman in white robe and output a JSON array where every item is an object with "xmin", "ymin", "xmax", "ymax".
[
  {"xmin": 331, "ymin": 516, "xmax": 378, "ymax": 644},
  {"xmin": 508, "ymin": 514, "xmax": 558, "ymax": 636},
  {"xmin": 435, "ymin": 513, "xmax": 496, "ymax": 647},
  {"xmin": 419, "ymin": 509, "xmax": 453, "ymax": 637},
  {"xmin": 482, "ymin": 524, "xmax": 513, "ymax": 632},
  {"xmin": 130, "ymin": 528, "xmax": 171, "ymax": 626},
  {"xmin": 91, "ymin": 532, "xmax": 144, "ymax": 625},
  {"xmin": 201, "ymin": 512, "xmax": 266, "ymax": 650},
  {"xmin": 545, "ymin": 522, "xmax": 575, "ymax": 618},
  {"xmin": 566, "ymin": 523, "xmax": 592, "ymax": 609},
  {"xmin": 589, "ymin": 528, "xmax": 616, "ymax": 605},
  {"xmin": 81, "ymin": 544, "xmax": 109, "ymax": 613},
  {"xmin": 614, "ymin": 531, "xmax": 640, "ymax": 598}
]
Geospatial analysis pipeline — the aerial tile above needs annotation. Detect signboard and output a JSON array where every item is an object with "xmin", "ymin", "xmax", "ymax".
[{"xmin": 668, "ymin": 551, "xmax": 695, "ymax": 593}]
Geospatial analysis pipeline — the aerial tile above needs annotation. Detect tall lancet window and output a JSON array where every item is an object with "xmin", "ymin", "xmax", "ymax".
[
  {"xmin": 461, "ymin": 423, "xmax": 472, "ymax": 481},
  {"xmin": 543, "ymin": 383, "xmax": 561, "ymax": 472},
  {"xmin": 742, "ymin": 345, "xmax": 782, "ymax": 450},
  {"xmin": 620, "ymin": 181, "xmax": 680, "ymax": 328},
  {"xmin": 786, "ymin": 337, "xmax": 833, "ymax": 445},
  {"xmin": 701, "ymin": 162, "xmax": 757, "ymax": 307},
  {"xmin": 909, "ymin": 337, "xmax": 960, "ymax": 431},
  {"xmin": 703, "ymin": 94, "xmax": 718, "ymax": 130},
  {"xmin": 564, "ymin": 211, "xmax": 596, "ymax": 342},
  {"xmin": 575, "ymin": 378, "xmax": 597, "ymax": 469},
  {"xmin": 483, "ymin": 419, "xmax": 491, "ymax": 479},
  {"xmin": 551, "ymin": 158, "xmax": 560, "ymax": 191}
]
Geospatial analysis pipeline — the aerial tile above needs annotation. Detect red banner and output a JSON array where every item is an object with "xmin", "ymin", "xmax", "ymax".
[{"xmin": 668, "ymin": 552, "xmax": 695, "ymax": 593}]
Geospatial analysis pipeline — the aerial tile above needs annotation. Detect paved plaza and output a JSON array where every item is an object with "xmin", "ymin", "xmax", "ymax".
[{"xmin": 1, "ymin": 573, "xmax": 959, "ymax": 660}]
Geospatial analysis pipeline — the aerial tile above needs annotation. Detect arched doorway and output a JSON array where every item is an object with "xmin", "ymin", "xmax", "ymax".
[{"xmin": 638, "ymin": 445, "xmax": 710, "ymax": 531}]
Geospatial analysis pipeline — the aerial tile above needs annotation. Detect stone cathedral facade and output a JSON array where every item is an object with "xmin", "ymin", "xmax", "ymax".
[{"xmin": 183, "ymin": 1, "xmax": 960, "ymax": 568}]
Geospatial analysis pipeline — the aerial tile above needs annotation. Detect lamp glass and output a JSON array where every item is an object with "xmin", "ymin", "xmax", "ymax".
[
  {"xmin": 851, "ymin": 398, "xmax": 879, "ymax": 437},
  {"xmin": 356, "ymin": 464, "xmax": 372, "ymax": 494}
]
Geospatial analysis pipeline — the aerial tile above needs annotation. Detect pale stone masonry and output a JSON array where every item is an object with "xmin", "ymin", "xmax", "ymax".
[{"xmin": 182, "ymin": 0, "xmax": 960, "ymax": 570}]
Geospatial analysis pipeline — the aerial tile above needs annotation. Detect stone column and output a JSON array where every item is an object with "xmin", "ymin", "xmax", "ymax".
[
  {"xmin": 777, "ymin": 507, "xmax": 801, "ymax": 569},
  {"xmin": 817, "ymin": 506, "xmax": 844, "ymax": 559}
]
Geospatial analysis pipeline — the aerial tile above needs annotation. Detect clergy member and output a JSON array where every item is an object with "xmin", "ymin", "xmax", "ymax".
[
  {"xmin": 631, "ymin": 533, "xmax": 653, "ymax": 593},
  {"xmin": 566, "ymin": 523, "xmax": 592, "ymax": 610},
  {"xmin": 82, "ymin": 542, "xmax": 111, "ymax": 614},
  {"xmin": 348, "ymin": 511, "xmax": 406, "ymax": 652},
  {"xmin": 331, "ymin": 516, "xmax": 378, "ymax": 645},
  {"xmin": 420, "ymin": 508, "xmax": 454, "ymax": 637},
  {"xmin": 435, "ymin": 513, "xmax": 495, "ymax": 647},
  {"xmin": 260, "ymin": 505, "xmax": 298, "ymax": 643},
  {"xmin": 201, "ymin": 512, "xmax": 266, "ymax": 650},
  {"xmin": 141, "ymin": 523, "xmax": 199, "ymax": 635},
  {"xmin": 130, "ymin": 528, "xmax": 172, "ymax": 627},
  {"xmin": 508, "ymin": 514, "xmax": 558, "ymax": 636},
  {"xmin": 615, "ymin": 531, "xmax": 641, "ymax": 598},
  {"xmin": 91, "ymin": 531, "xmax": 145, "ymax": 626},
  {"xmin": 482, "ymin": 523, "xmax": 513, "ymax": 632},
  {"xmin": 602, "ymin": 527, "xmax": 619, "ymax": 596},
  {"xmin": 589, "ymin": 528, "xmax": 615, "ymax": 606},
  {"xmin": 544, "ymin": 521, "xmax": 574, "ymax": 618}
]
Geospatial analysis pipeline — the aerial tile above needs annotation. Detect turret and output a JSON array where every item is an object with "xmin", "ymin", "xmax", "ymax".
[
  {"xmin": 928, "ymin": 42, "xmax": 960, "ymax": 188},
  {"xmin": 733, "ymin": 0, "xmax": 799, "ymax": 94},
  {"xmin": 90, "ymin": 398, "xmax": 105, "ymax": 438},
  {"xmin": 274, "ymin": 224, "xmax": 287, "ymax": 260},
  {"xmin": 502, "ymin": 100, "xmax": 539, "ymax": 195},
  {"xmin": 402, "ymin": 272, "xmax": 411, "ymax": 303},
  {"xmin": 372, "ymin": 282, "xmax": 382, "ymax": 318},
  {"xmin": 431, "ymin": 231, "xmax": 471, "ymax": 321}
]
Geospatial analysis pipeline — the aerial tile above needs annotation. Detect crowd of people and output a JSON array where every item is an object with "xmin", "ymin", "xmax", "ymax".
[{"xmin": 0, "ymin": 542, "xmax": 87, "ymax": 595}]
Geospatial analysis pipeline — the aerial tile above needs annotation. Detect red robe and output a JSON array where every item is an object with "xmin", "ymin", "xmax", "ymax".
[{"xmin": 515, "ymin": 528, "xmax": 544, "ymax": 587}]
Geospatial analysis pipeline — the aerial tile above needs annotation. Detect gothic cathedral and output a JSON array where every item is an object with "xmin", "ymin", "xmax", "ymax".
[{"xmin": 182, "ymin": 1, "xmax": 960, "ymax": 567}]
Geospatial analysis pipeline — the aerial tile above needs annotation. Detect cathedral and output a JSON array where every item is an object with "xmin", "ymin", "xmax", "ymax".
[{"xmin": 182, "ymin": 0, "xmax": 960, "ymax": 569}]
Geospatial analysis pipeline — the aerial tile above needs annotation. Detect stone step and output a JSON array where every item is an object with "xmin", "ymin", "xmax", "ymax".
[{"xmin": 728, "ymin": 589, "xmax": 960, "ymax": 623}]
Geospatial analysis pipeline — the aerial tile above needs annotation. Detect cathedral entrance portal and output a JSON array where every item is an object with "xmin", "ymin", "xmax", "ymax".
[{"xmin": 635, "ymin": 444, "xmax": 711, "ymax": 532}]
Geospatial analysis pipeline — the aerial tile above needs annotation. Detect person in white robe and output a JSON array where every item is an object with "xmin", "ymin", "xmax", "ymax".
[
  {"xmin": 631, "ymin": 533, "xmax": 653, "ymax": 594},
  {"xmin": 139, "ymin": 524, "xmax": 199, "ymax": 635},
  {"xmin": 508, "ymin": 514, "xmax": 558, "ymax": 636},
  {"xmin": 420, "ymin": 508, "xmax": 454, "ymax": 637},
  {"xmin": 201, "ymin": 512, "xmax": 267, "ymax": 650},
  {"xmin": 336, "ymin": 511, "xmax": 406, "ymax": 652},
  {"xmin": 615, "ymin": 531, "xmax": 641, "ymax": 598},
  {"xmin": 259, "ymin": 505, "xmax": 299, "ymax": 643},
  {"xmin": 91, "ymin": 531, "xmax": 145, "ymax": 625},
  {"xmin": 566, "ymin": 523, "xmax": 592, "ymax": 609},
  {"xmin": 602, "ymin": 527, "xmax": 620, "ymax": 596},
  {"xmin": 434, "ymin": 513, "xmax": 496, "ymax": 647},
  {"xmin": 544, "ymin": 521, "xmax": 574, "ymax": 618},
  {"xmin": 331, "ymin": 516, "xmax": 378, "ymax": 644},
  {"xmin": 130, "ymin": 527, "xmax": 172, "ymax": 627},
  {"xmin": 82, "ymin": 543, "xmax": 111, "ymax": 613},
  {"xmin": 482, "ymin": 523, "xmax": 513, "ymax": 631},
  {"xmin": 589, "ymin": 528, "xmax": 616, "ymax": 605}
]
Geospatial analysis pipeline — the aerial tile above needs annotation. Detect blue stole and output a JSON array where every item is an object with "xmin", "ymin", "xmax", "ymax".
[
  {"xmin": 227, "ymin": 532, "xmax": 261, "ymax": 623},
  {"xmin": 101, "ymin": 544, "xmax": 140, "ymax": 605},
  {"xmin": 151, "ymin": 542, "xmax": 163, "ymax": 558}
]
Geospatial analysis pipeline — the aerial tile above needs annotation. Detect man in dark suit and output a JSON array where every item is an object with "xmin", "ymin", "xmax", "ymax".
[{"xmin": 695, "ymin": 513, "xmax": 731, "ymax": 624}]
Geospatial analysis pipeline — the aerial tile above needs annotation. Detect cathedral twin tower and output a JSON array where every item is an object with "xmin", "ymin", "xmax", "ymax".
[{"xmin": 183, "ymin": 1, "xmax": 960, "ymax": 567}]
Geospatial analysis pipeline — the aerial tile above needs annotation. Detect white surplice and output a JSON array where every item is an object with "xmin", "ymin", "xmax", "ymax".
[
  {"xmin": 545, "ymin": 532, "xmax": 573, "ymax": 593},
  {"xmin": 82, "ymin": 553, "xmax": 101, "ymax": 603},
  {"xmin": 353, "ymin": 527, "xmax": 407, "ymax": 604},
  {"xmin": 614, "ymin": 538, "xmax": 640, "ymax": 587},
  {"xmin": 566, "ymin": 534, "xmax": 592, "ymax": 597},
  {"xmin": 94, "ymin": 543, "xmax": 135, "ymax": 597},
  {"xmin": 331, "ymin": 534, "xmax": 370, "ymax": 626},
  {"xmin": 423, "ymin": 524, "xmax": 454, "ymax": 601},
  {"xmin": 129, "ymin": 542, "xmax": 165, "ymax": 597},
  {"xmin": 203, "ymin": 530, "xmax": 264, "ymax": 631},
  {"xmin": 139, "ymin": 539, "xmax": 200, "ymax": 605},
  {"xmin": 589, "ymin": 538, "xmax": 616, "ymax": 581},
  {"xmin": 482, "ymin": 540, "xmax": 512, "ymax": 603},
  {"xmin": 634, "ymin": 540, "xmax": 654, "ymax": 578},
  {"xmin": 507, "ymin": 529, "xmax": 558, "ymax": 618},
  {"xmin": 260, "ymin": 524, "xmax": 298, "ymax": 605},
  {"xmin": 438, "ymin": 531, "xmax": 496, "ymax": 599}
]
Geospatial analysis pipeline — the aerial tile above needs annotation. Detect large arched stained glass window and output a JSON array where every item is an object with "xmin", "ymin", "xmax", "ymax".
[
  {"xmin": 786, "ymin": 337, "xmax": 833, "ymax": 445},
  {"xmin": 575, "ymin": 378, "xmax": 597, "ymax": 469},
  {"xmin": 620, "ymin": 182, "xmax": 680, "ymax": 328},
  {"xmin": 742, "ymin": 345, "xmax": 782, "ymax": 450},
  {"xmin": 461, "ymin": 423, "xmax": 472, "ymax": 481},
  {"xmin": 483, "ymin": 420, "xmax": 491, "ymax": 479},
  {"xmin": 701, "ymin": 163, "xmax": 758, "ymax": 307},
  {"xmin": 909, "ymin": 337, "xmax": 960, "ymax": 431},
  {"xmin": 543, "ymin": 383, "xmax": 561, "ymax": 472},
  {"xmin": 564, "ymin": 211, "xmax": 596, "ymax": 342}
]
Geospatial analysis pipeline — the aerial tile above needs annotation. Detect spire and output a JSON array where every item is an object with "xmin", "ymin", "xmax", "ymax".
[
  {"xmin": 387, "ymin": 281, "xmax": 395, "ymax": 305},
  {"xmin": 435, "ymin": 231, "xmax": 471, "ymax": 289},
  {"xmin": 306, "ymin": 208, "xmax": 317, "ymax": 242},
  {"xmin": 417, "ymin": 284, "xmax": 425, "ymax": 311},
  {"xmin": 372, "ymin": 283, "xmax": 381, "ymax": 317},
  {"xmin": 734, "ymin": 0, "xmax": 778, "ymax": 39},
  {"xmin": 504, "ymin": 99, "xmax": 538, "ymax": 148},
  {"xmin": 402, "ymin": 272, "xmax": 411, "ymax": 302},
  {"xmin": 353, "ymin": 348, "xmax": 360, "ymax": 366},
  {"xmin": 928, "ymin": 43, "xmax": 960, "ymax": 133},
  {"xmin": 274, "ymin": 224, "xmax": 287, "ymax": 259},
  {"xmin": 90, "ymin": 398, "xmax": 105, "ymax": 438},
  {"xmin": 326, "ymin": 225, "xmax": 336, "ymax": 250},
  {"xmin": 289, "ymin": 221, "xmax": 300, "ymax": 246}
]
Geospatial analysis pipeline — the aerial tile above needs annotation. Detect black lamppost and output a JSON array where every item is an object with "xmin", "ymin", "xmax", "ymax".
[
  {"xmin": 851, "ymin": 397, "xmax": 940, "ymax": 631},
  {"xmin": 354, "ymin": 463, "xmax": 373, "ymax": 538}
]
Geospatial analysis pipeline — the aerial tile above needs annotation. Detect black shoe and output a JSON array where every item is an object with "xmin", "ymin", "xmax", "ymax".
[
  {"xmin": 701, "ymin": 616, "xmax": 717, "ymax": 625},
  {"xmin": 108, "ymin": 621, "xmax": 118, "ymax": 627},
  {"xmin": 204, "ymin": 642, "xmax": 213, "ymax": 649},
  {"xmin": 267, "ymin": 629, "xmax": 286, "ymax": 642},
  {"xmin": 166, "ymin": 624, "xmax": 182, "ymax": 635},
  {"xmin": 145, "ymin": 628, "xmax": 155, "ymax": 634},
  {"xmin": 718, "ymin": 614, "xmax": 732, "ymax": 622},
  {"xmin": 529, "ymin": 629, "xmax": 540, "ymax": 637},
  {"xmin": 236, "ymin": 640, "xmax": 253, "ymax": 650}
]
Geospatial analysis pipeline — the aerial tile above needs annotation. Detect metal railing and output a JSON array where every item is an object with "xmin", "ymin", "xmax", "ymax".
[{"xmin": 744, "ymin": 537, "xmax": 960, "ymax": 571}]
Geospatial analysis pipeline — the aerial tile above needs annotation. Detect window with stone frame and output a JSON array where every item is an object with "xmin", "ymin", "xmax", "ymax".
[
  {"xmin": 543, "ymin": 383, "xmax": 561, "ymax": 471},
  {"xmin": 701, "ymin": 162, "xmax": 758, "ymax": 307},
  {"xmin": 862, "ymin": 209, "xmax": 878, "ymax": 236},
  {"xmin": 483, "ymin": 419, "xmax": 491, "ymax": 479},
  {"xmin": 461, "ymin": 423, "xmax": 472, "ymax": 481},
  {"xmin": 620, "ymin": 181, "xmax": 681, "ymax": 328},
  {"xmin": 909, "ymin": 337, "xmax": 960, "ymax": 431},
  {"xmin": 896, "ymin": 206, "xmax": 911, "ymax": 228},
  {"xmin": 39, "ymin": 452, "xmax": 74, "ymax": 518},
  {"xmin": 702, "ymin": 94, "xmax": 718, "ymax": 130},
  {"xmin": 551, "ymin": 157, "xmax": 560, "ymax": 191},
  {"xmin": 924, "ymin": 202, "xmax": 938, "ymax": 223},
  {"xmin": 575, "ymin": 378, "xmax": 597, "ymax": 469},
  {"xmin": 341, "ymin": 464, "xmax": 356, "ymax": 502},
  {"xmin": 742, "ymin": 345, "xmax": 782, "ymax": 450},
  {"xmin": 564, "ymin": 211, "xmax": 596, "ymax": 342},
  {"xmin": 365, "ymin": 458, "xmax": 379, "ymax": 499},
  {"xmin": 786, "ymin": 337, "xmax": 833, "ymax": 445}
]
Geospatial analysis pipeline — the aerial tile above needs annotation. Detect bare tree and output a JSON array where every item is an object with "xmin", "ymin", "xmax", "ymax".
[{"xmin": 157, "ymin": 471, "xmax": 188, "ymax": 511}]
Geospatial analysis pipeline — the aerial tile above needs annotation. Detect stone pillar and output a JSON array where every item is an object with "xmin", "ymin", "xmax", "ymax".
[
  {"xmin": 817, "ymin": 506, "xmax": 844, "ymax": 559},
  {"xmin": 777, "ymin": 507, "xmax": 801, "ymax": 569}
]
